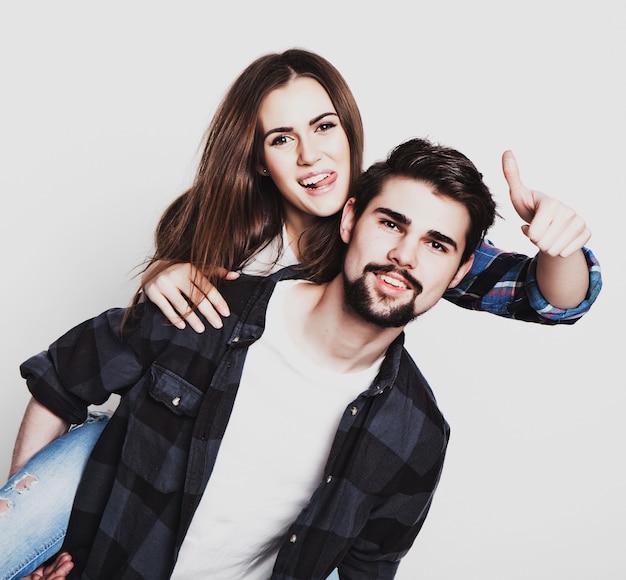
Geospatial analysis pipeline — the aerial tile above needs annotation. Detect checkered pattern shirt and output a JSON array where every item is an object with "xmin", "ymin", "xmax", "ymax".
[
  {"xmin": 21, "ymin": 245, "xmax": 601, "ymax": 579},
  {"xmin": 444, "ymin": 242, "xmax": 601, "ymax": 322}
]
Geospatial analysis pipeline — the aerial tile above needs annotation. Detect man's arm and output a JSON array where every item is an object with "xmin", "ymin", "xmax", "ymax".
[
  {"xmin": 503, "ymin": 150, "xmax": 592, "ymax": 309},
  {"xmin": 536, "ymin": 250, "xmax": 589, "ymax": 309},
  {"xmin": 445, "ymin": 151, "xmax": 601, "ymax": 323},
  {"xmin": 9, "ymin": 397, "xmax": 68, "ymax": 478}
]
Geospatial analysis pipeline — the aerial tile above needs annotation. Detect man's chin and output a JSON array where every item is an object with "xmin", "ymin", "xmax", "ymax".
[{"xmin": 343, "ymin": 271, "xmax": 419, "ymax": 328}]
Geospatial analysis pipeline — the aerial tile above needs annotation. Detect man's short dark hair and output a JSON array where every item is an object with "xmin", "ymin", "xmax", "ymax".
[{"xmin": 352, "ymin": 138, "xmax": 498, "ymax": 264}]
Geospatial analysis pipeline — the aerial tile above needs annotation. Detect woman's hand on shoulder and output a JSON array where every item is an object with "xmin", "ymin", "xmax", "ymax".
[{"xmin": 142, "ymin": 262, "xmax": 239, "ymax": 333}]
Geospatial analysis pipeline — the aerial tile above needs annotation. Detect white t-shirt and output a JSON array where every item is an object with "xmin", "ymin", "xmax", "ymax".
[{"xmin": 171, "ymin": 280, "xmax": 382, "ymax": 579}]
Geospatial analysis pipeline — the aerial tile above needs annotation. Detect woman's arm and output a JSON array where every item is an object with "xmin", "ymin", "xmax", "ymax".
[{"xmin": 142, "ymin": 262, "xmax": 239, "ymax": 332}]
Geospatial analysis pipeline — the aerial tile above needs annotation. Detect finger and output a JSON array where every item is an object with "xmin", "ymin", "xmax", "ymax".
[
  {"xmin": 537, "ymin": 220, "xmax": 590, "ymax": 257},
  {"xmin": 214, "ymin": 267, "xmax": 240, "ymax": 281},
  {"xmin": 502, "ymin": 150, "xmax": 536, "ymax": 223},
  {"xmin": 147, "ymin": 293, "xmax": 187, "ymax": 329},
  {"xmin": 502, "ymin": 150, "xmax": 523, "ymax": 192},
  {"xmin": 200, "ymin": 286, "xmax": 231, "ymax": 318},
  {"xmin": 166, "ymin": 284, "xmax": 225, "ymax": 332},
  {"xmin": 161, "ymin": 288, "xmax": 209, "ymax": 330},
  {"xmin": 191, "ymin": 278, "xmax": 231, "ymax": 318},
  {"xmin": 192, "ymin": 297, "xmax": 226, "ymax": 330},
  {"xmin": 526, "ymin": 200, "xmax": 582, "ymax": 254},
  {"xmin": 180, "ymin": 307, "xmax": 208, "ymax": 333},
  {"xmin": 559, "ymin": 227, "xmax": 592, "ymax": 258},
  {"xmin": 529, "ymin": 214, "xmax": 588, "ymax": 257},
  {"xmin": 524, "ymin": 194, "xmax": 569, "ymax": 243},
  {"xmin": 29, "ymin": 553, "xmax": 74, "ymax": 580}
]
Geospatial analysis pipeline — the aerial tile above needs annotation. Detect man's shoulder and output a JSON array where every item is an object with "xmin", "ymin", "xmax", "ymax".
[
  {"xmin": 218, "ymin": 267, "xmax": 306, "ymax": 318},
  {"xmin": 395, "ymin": 347, "xmax": 447, "ymax": 426},
  {"xmin": 218, "ymin": 274, "xmax": 273, "ymax": 318}
]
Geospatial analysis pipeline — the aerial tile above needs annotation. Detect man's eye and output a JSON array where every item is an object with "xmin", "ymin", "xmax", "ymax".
[
  {"xmin": 382, "ymin": 220, "xmax": 400, "ymax": 231},
  {"xmin": 429, "ymin": 241, "xmax": 447, "ymax": 252}
]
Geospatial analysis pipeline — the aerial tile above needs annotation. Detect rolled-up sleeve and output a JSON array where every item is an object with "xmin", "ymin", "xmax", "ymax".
[
  {"xmin": 523, "ymin": 247, "xmax": 602, "ymax": 322},
  {"xmin": 20, "ymin": 307, "xmax": 145, "ymax": 424},
  {"xmin": 445, "ymin": 240, "xmax": 602, "ymax": 324}
]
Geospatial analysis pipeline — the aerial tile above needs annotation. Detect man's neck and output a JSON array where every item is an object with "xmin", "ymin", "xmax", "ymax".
[{"xmin": 283, "ymin": 276, "xmax": 403, "ymax": 374}]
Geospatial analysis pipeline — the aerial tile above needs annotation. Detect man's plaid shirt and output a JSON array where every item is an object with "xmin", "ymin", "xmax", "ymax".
[{"xmin": 20, "ymin": 245, "xmax": 601, "ymax": 579}]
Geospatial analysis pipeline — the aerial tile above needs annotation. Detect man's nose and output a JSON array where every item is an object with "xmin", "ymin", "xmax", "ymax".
[{"xmin": 388, "ymin": 238, "xmax": 418, "ymax": 269}]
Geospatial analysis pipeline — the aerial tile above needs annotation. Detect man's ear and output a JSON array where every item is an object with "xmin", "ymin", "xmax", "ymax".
[
  {"xmin": 339, "ymin": 198, "xmax": 357, "ymax": 243},
  {"xmin": 448, "ymin": 253, "xmax": 474, "ymax": 289}
]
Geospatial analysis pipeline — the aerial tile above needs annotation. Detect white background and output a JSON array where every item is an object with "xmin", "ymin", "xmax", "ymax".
[{"xmin": 1, "ymin": 1, "xmax": 624, "ymax": 578}]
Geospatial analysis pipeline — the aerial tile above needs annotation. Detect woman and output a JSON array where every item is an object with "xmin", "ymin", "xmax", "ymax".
[
  {"xmin": 4, "ymin": 49, "xmax": 599, "ymax": 579},
  {"xmin": 140, "ymin": 50, "xmax": 594, "ymax": 332}
]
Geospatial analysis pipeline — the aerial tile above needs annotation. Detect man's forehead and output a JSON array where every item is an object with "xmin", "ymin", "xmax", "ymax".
[
  {"xmin": 364, "ymin": 176, "xmax": 470, "ymax": 238},
  {"xmin": 366, "ymin": 177, "xmax": 436, "ymax": 214}
]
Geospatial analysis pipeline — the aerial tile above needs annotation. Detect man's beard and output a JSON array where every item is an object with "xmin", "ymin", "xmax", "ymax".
[{"xmin": 342, "ymin": 264, "xmax": 423, "ymax": 328}]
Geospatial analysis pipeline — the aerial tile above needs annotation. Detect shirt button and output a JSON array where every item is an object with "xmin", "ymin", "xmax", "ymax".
[
  {"xmin": 350, "ymin": 406, "xmax": 358, "ymax": 416},
  {"xmin": 171, "ymin": 396, "xmax": 181, "ymax": 407},
  {"xmin": 289, "ymin": 534, "xmax": 297, "ymax": 543},
  {"xmin": 326, "ymin": 475, "xmax": 333, "ymax": 484}
]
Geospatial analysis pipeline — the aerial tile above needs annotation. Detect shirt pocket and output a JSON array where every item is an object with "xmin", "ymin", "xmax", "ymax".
[{"xmin": 121, "ymin": 364, "xmax": 203, "ymax": 494}]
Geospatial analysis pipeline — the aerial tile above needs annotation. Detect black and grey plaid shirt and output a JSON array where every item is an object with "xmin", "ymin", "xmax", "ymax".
[
  {"xmin": 21, "ymin": 270, "xmax": 449, "ymax": 579},
  {"xmin": 20, "ymin": 242, "xmax": 601, "ymax": 578}
]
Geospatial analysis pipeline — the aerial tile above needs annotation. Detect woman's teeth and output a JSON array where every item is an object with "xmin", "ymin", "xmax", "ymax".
[{"xmin": 300, "ymin": 173, "xmax": 329, "ymax": 188}]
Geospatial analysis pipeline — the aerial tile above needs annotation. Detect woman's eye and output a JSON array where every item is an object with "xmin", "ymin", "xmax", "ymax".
[
  {"xmin": 316, "ymin": 122, "xmax": 336, "ymax": 133},
  {"xmin": 270, "ymin": 135, "xmax": 292, "ymax": 147}
]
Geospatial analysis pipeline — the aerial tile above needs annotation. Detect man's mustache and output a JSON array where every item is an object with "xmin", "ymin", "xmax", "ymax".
[{"xmin": 363, "ymin": 264, "xmax": 423, "ymax": 294}]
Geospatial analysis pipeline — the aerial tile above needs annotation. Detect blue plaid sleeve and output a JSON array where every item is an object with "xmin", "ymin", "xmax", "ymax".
[{"xmin": 444, "ymin": 240, "xmax": 602, "ymax": 323}]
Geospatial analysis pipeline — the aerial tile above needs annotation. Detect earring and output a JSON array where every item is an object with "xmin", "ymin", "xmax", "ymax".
[{"xmin": 262, "ymin": 168, "xmax": 269, "ymax": 175}]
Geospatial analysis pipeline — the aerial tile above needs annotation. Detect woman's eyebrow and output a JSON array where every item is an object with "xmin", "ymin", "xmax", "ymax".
[
  {"xmin": 309, "ymin": 112, "xmax": 338, "ymax": 126},
  {"xmin": 263, "ymin": 112, "xmax": 338, "ymax": 139}
]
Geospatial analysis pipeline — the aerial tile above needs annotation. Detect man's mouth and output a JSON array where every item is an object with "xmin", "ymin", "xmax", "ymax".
[
  {"xmin": 379, "ymin": 273, "xmax": 409, "ymax": 290},
  {"xmin": 364, "ymin": 264, "xmax": 422, "ymax": 295}
]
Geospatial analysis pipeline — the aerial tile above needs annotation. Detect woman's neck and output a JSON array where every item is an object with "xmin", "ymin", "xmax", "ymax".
[{"xmin": 283, "ymin": 210, "xmax": 317, "ymax": 261}]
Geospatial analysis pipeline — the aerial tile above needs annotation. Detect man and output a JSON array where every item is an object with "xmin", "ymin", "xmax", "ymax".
[{"xmin": 15, "ymin": 138, "xmax": 600, "ymax": 578}]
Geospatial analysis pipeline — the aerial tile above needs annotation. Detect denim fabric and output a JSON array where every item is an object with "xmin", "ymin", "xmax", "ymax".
[{"xmin": 0, "ymin": 413, "xmax": 108, "ymax": 580}]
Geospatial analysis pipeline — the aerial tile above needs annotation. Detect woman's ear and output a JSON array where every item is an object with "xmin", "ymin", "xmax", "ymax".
[
  {"xmin": 256, "ymin": 153, "xmax": 269, "ymax": 176},
  {"xmin": 339, "ymin": 198, "xmax": 357, "ymax": 244}
]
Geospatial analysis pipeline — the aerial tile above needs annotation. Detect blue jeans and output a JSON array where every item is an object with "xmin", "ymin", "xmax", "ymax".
[{"xmin": 0, "ymin": 413, "xmax": 108, "ymax": 580}]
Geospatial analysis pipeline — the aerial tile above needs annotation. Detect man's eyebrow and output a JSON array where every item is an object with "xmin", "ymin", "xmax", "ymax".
[
  {"xmin": 376, "ymin": 207, "xmax": 411, "ymax": 226},
  {"xmin": 428, "ymin": 230, "xmax": 458, "ymax": 250},
  {"xmin": 263, "ymin": 112, "xmax": 338, "ymax": 139},
  {"xmin": 377, "ymin": 207, "xmax": 459, "ymax": 249}
]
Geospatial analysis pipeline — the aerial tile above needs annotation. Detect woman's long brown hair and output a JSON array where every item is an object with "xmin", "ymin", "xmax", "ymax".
[{"xmin": 140, "ymin": 49, "xmax": 364, "ymax": 304}]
